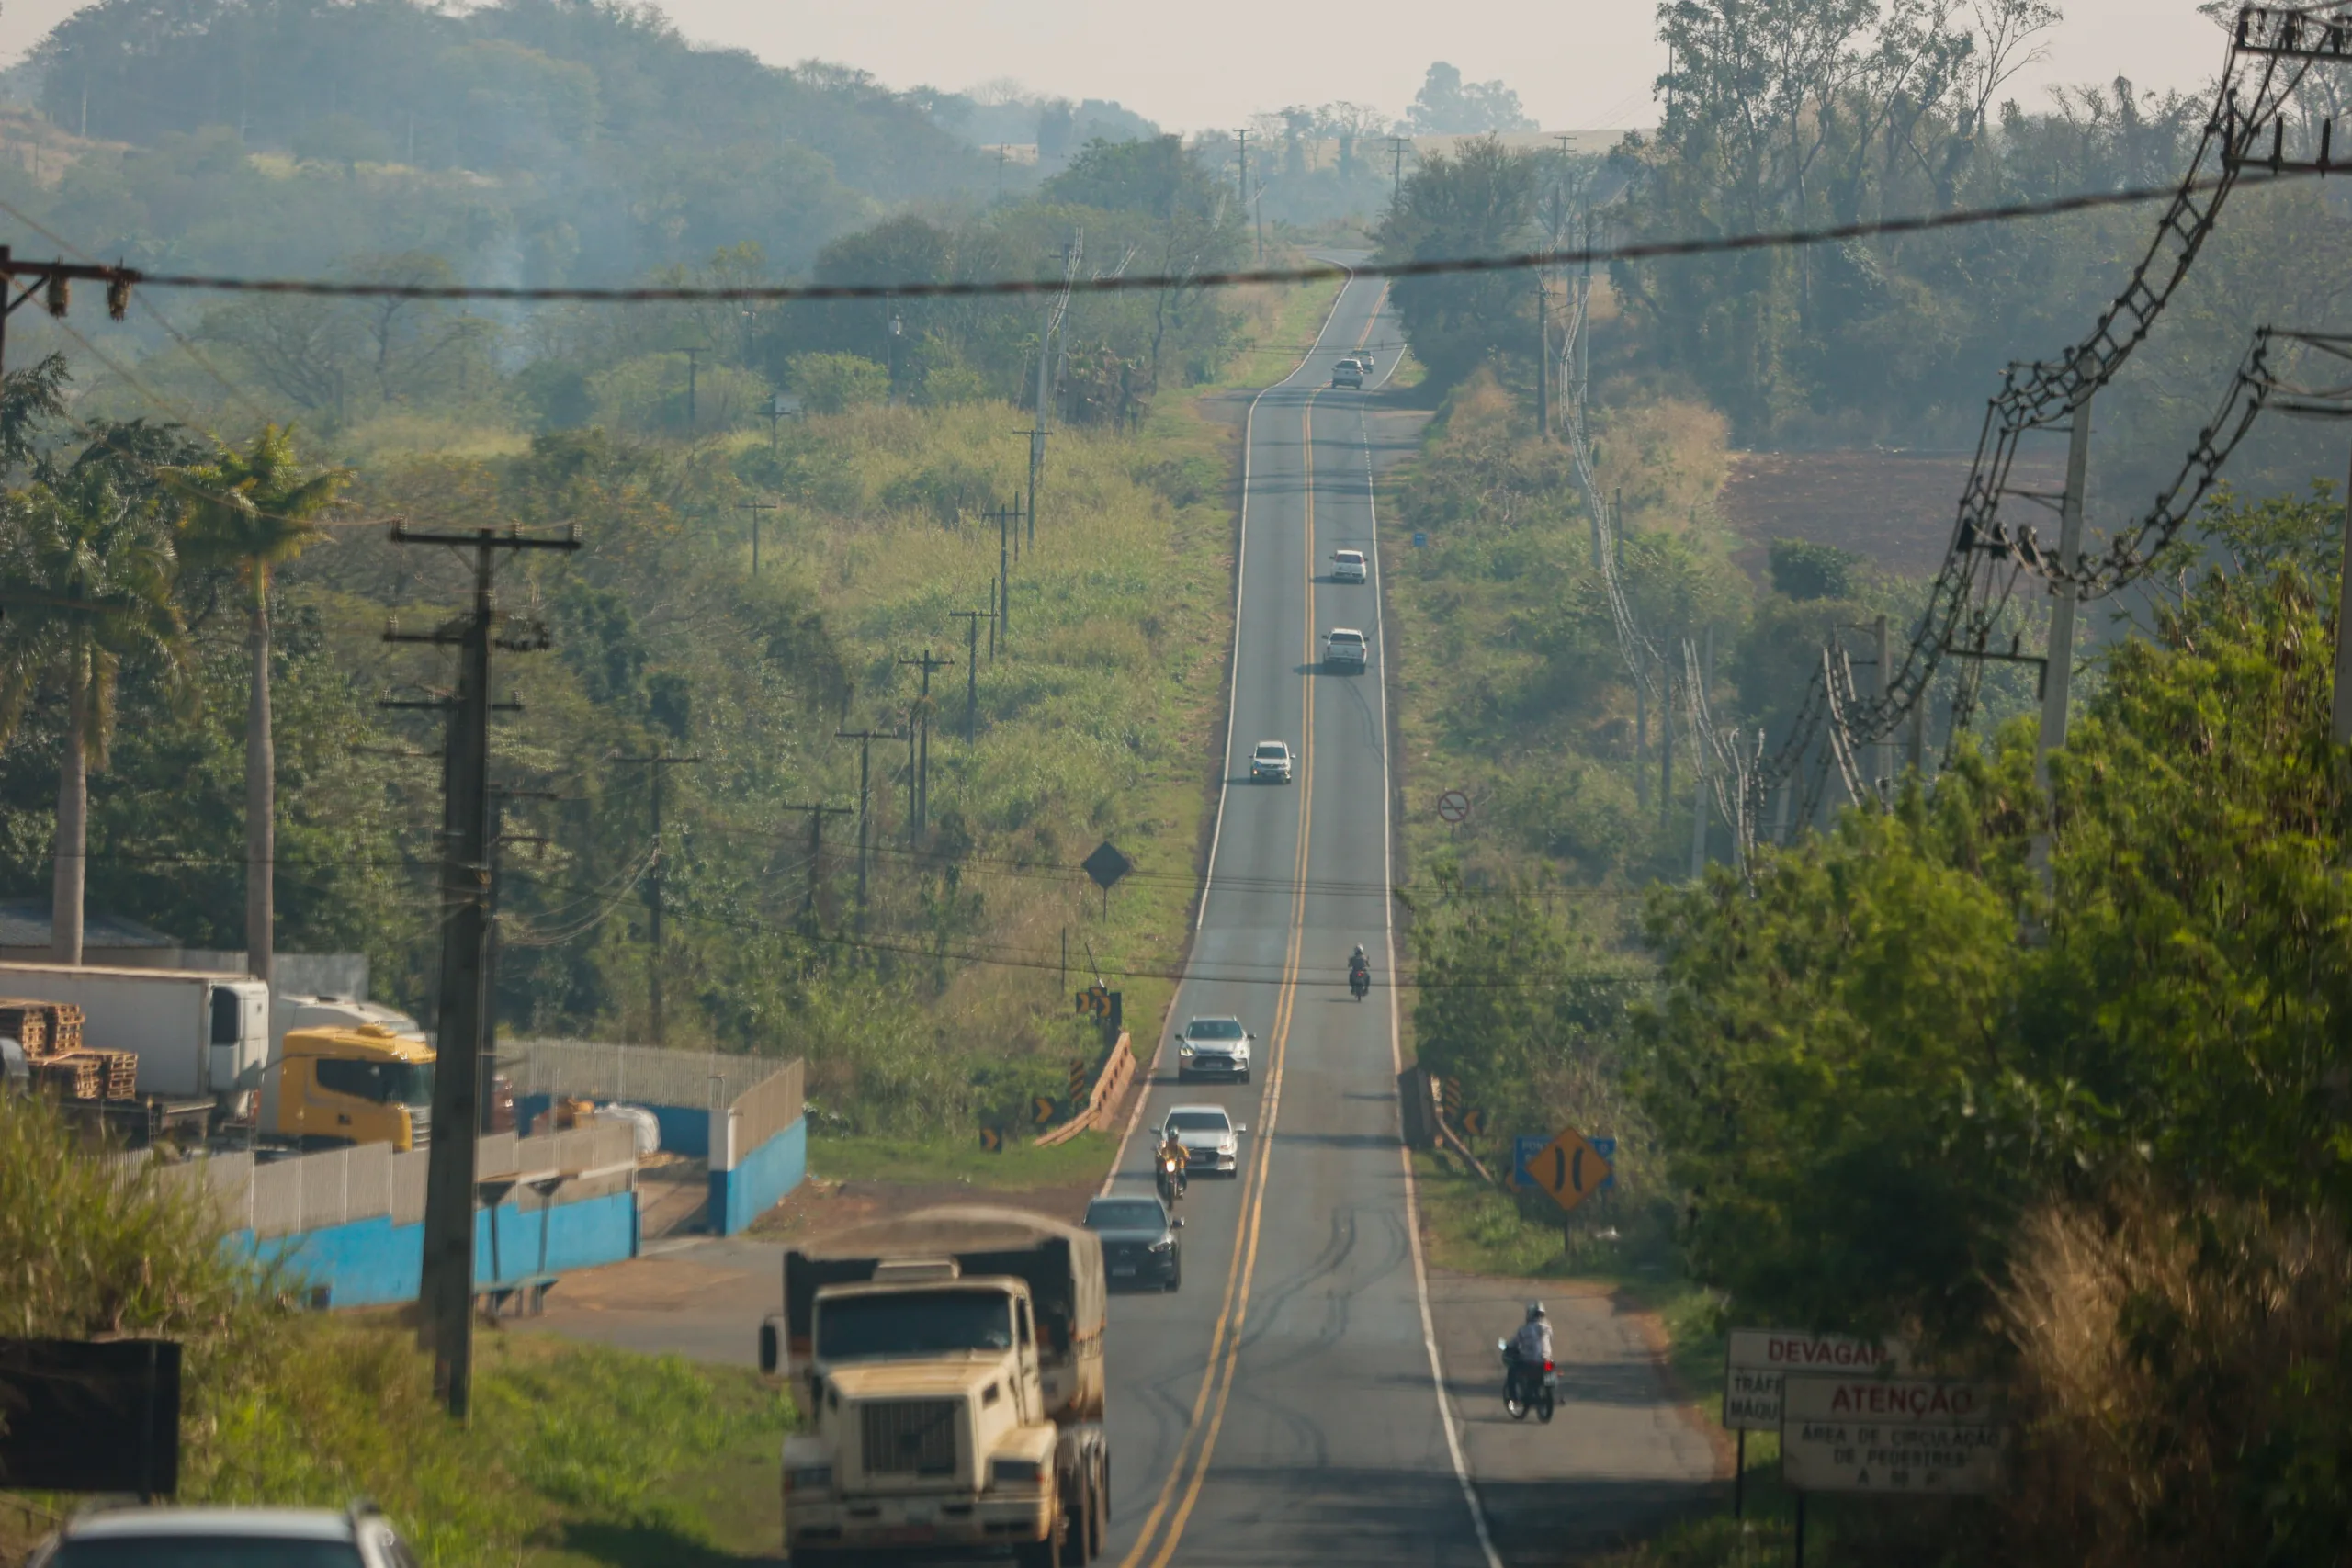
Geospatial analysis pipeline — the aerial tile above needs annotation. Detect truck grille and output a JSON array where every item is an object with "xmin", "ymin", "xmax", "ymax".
[
  {"xmin": 861, "ymin": 1400, "xmax": 959, "ymax": 1478},
  {"xmin": 406, "ymin": 1107, "xmax": 430, "ymax": 1150}
]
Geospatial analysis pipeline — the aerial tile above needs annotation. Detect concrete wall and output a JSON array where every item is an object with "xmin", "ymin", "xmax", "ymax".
[
  {"xmin": 708, "ymin": 1118, "xmax": 806, "ymax": 1237},
  {"xmin": 239, "ymin": 1190, "xmax": 639, "ymax": 1309}
]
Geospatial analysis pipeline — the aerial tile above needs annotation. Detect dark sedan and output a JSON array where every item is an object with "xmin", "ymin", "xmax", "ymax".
[{"xmin": 1083, "ymin": 1195, "xmax": 1182, "ymax": 1292}]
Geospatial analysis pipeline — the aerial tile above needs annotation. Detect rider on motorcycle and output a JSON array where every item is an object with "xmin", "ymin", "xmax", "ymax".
[
  {"xmin": 1505, "ymin": 1302, "xmax": 1552, "ymax": 1394},
  {"xmin": 1158, "ymin": 1127, "xmax": 1189, "ymax": 1199}
]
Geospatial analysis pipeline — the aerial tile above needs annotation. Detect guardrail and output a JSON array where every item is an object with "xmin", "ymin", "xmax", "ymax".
[{"xmin": 1036, "ymin": 1032, "xmax": 1134, "ymax": 1148}]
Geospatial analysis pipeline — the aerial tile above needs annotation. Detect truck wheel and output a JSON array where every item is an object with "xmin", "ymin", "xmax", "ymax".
[
  {"xmin": 1059, "ymin": 1483, "xmax": 1090, "ymax": 1566},
  {"xmin": 1017, "ymin": 1506, "xmax": 1064, "ymax": 1568}
]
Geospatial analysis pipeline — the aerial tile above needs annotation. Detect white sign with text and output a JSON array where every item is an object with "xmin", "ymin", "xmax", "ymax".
[
  {"xmin": 1722, "ymin": 1329, "xmax": 1908, "ymax": 1432},
  {"xmin": 1780, "ymin": 1374, "xmax": 2004, "ymax": 1495}
]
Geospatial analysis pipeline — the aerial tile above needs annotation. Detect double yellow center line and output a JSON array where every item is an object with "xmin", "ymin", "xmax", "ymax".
[{"xmin": 1114, "ymin": 393, "xmax": 1320, "ymax": 1568}]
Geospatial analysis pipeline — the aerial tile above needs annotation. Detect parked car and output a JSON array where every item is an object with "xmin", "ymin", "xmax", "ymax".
[
  {"xmin": 1250, "ymin": 739, "xmax": 1294, "ymax": 784},
  {"xmin": 1177, "ymin": 1016, "xmax": 1254, "ymax": 1082},
  {"xmin": 1159, "ymin": 1104, "xmax": 1246, "ymax": 1177},
  {"xmin": 1331, "ymin": 548, "xmax": 1367, "ymax": 584},
  {"xmin": 1084, "ymin": 1193, "xmax": 1183, "ymax": 1291},
  {"xmin": 1324, "ymin": 627, "xmax": 1369, "ymax": 671},
  {"xmin": 30, "ymin": 1505, "xmax": 420, "ymax": 1568}
]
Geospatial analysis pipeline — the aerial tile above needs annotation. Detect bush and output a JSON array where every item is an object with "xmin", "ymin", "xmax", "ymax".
[{"xmin": 787, "ymin": 352, "xmax": 889, "ymax": 415}]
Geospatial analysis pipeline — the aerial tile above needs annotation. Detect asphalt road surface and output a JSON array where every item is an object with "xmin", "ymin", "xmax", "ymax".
[{"xmin": 1093, "ymin": 265, "xmax": 1495, "ymax": 1568}]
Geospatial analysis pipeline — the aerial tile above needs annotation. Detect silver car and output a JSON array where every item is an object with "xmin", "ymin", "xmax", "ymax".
[
  {"xmin": 1177, "ymin": 1016, "xmax": 1254, "ymax": 1081},
  {"xmin": 1249, "ymin": 739, "xmax": 1294, "ymax": 784},
  {"xmin": 1324, "ymin": 627, "xmax": 1368, "ymax": 672},
  {"xmin": 1160, "ymin": 1104, "xmax": 1246, "ymax": 1177},
  {"xmin": 32, "ymin": 1506, "xmax": 420, "ymax": 1568}
]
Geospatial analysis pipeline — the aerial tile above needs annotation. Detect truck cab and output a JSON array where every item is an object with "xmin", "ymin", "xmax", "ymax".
[
  {"xmin": 769, "ymin": 1209, "xmax": 1110, "ymax": 1565},
  {"xmin": 784, "ymin": 1265, "xmax": 1066, "ymax": 1559},
  {"xmin": 266, "ymin": 1024, "xmax": 435, "ymax": 1151}
]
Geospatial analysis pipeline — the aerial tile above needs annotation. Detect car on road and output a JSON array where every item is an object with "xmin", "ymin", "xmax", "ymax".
[
  {"xmin": 1324, "ymin": 627, "xmax": 1369, "ymax": 672},
  {"xmin": 1159, "ymin": 1104, "xmax": 1245, "ymax": 1177},
  {"xmin": 1331, "ymin": 357, "xmax": 1364, "ymax": 389},
  {"xmin": 1249, "ymin": 739, "xmax": 1294, "ymax": 784},
  {"xmin": 1084, "ymin": 1193, "xmax": 1183, "ymax": 1290},
  {"xmin": 1177, "ymin": 1015, "xmax": 1254, "ymax": 1081},
  {"xmin": 31, "ymin": 1505, "xmax": 419, "ymax": 1568},
  {"xmin": 1331, "ymin": 548, "xmax": 1367, "ymax": 584}
]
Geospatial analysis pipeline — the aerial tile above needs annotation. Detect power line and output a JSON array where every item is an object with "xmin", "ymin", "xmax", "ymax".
[{"xmin": 6, "ymin": 175, "xmax": 2305, "ymax": 309}]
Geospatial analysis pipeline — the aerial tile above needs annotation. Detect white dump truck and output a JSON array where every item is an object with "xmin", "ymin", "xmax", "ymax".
[{"xmin": 762, "ymin": 1207, "xmax": 1112, "ymax": 1565}]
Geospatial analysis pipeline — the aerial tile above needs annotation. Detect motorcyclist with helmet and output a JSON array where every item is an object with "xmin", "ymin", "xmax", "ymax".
[
  {"xmin": 1348, "ymin": 942, "xmax": 1371, "ymax": 999},
  {"xmin": 1156, "ymin": 1125, "xmax": 1189, "ymax": 1203},
  {"xmin": 1504, "ymin": 1302, "xmax": 1553, "ymax": 1408}
]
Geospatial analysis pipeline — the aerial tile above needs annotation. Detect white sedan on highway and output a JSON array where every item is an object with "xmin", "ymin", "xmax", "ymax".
[{"xmin": 1159, "ymin": 1105, "xmax": 1246, "ymax": 1177}]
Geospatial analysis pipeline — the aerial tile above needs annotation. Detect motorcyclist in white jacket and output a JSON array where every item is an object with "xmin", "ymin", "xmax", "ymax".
[{"xmin": 1509, "ymin": 1303, "xmax": 1553, "ymax": 1369}]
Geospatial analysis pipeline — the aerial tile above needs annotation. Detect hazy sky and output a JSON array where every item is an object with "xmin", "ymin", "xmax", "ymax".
[{"xmin": 0, "ymin": 0, "xmax": 2230, "ymax": 134}]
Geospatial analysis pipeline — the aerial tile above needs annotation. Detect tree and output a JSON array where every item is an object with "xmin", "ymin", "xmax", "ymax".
[
  {"xmin": 1404, "ymin": 62, "xmax": 1538, "ymax": 135},
  {"xmin": 165, "ymin": 426, "xmax": 351, "ymax": 984},
  {"xmin": 1374, "ymin": 137, "xmax": 1543, "ymax": 390},
  {"xmin": 0, "ymin": 469, "xmax": 187, "ymax": 964}
]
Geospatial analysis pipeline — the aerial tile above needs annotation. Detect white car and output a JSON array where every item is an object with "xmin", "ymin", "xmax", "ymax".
[
  {"xmin": 1330, "ymin": 357, "xmax": 1364, "ymax": 389},
  {"xmin": 1160, "ymin": 1104, "xmax": 1246, "ymax": 1177},
  {"xmin": 1177, "ymin": 1016, "xmax": 1254, "ymax": 1082},
  {"xmin": 1331, "ymin": 548, "xmax": 1367, "ymax": 584},
  {"xmin": 1324, "ymin": 627, "xmax": 1369, "ymax": 671},
  {"xmin": 1250, "ymin": 739, "xmax": 1294, "ymax": 783},
  {"xmin": 32, "ymin": 1506, "xmax": 420, "ymax": 1568}
]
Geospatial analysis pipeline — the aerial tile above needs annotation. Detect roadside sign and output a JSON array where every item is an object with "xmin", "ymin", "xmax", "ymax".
[
  {"xmin": 1081, "ymin": 841, "xmax": 1132, "ymax": 890},
  {"xmin": 1459, "ymin": 1108, "xmax": 1488, "ymax": 1137},
  {"xmin": 1030, "ymin": 1096, "xmax": 1057, "ymax": 1127},
  {"xmin": 1526, "ymin": 1127, "xmax": 1612, "ymax": 1213},
  {"xmin": 1436, "ymin": 789, "xmax": 1470, "ymax": 824},
  {"xmin": 1076, "ymin": 985, "xmax": 1110, "ymax": 1020},
  {"xmin": 1412, "ymin": 531, "xmax": 1428, "ymax": 547},
  {"xmin": 1781, "ymin": 1373, "xmax": 2003, "ymax": 1495},
  {"xmin": 978, "ymin": 1127, "xmax": 1005, "ymax": 1152},
  {"xmin": 1724, "ymin": 1330, "xmax": 1908, "ymax": 1432},
  {"xmin": 1510, "ymin": 1136, "xmax": 1548, "ymax": 1187},
  {"xmin": 1067, "ymin": 1059, "xmax": 1089, "ymax": 1100}
]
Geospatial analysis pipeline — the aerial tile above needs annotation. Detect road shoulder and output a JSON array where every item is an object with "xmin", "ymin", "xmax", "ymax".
[{"xmin": 1429, "ymin": 1269, "xmax": 1723, "ymax": 1564}]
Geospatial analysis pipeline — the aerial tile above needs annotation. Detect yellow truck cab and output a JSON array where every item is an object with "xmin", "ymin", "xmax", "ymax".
[{"xmin": 268, "ymin": 1024, "xmax": 435, "ymax": 1152}]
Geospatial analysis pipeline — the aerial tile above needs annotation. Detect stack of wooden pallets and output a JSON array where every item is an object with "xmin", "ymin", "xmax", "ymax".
[{"xmin": 0, "ymin": 998, "xmax": 134, "ymax": 1101}]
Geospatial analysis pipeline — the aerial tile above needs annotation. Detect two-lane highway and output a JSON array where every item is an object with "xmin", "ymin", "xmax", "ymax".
[{"xmin": 1098, "ymin": 268, "xmax": 1497, "ymax": 1568}]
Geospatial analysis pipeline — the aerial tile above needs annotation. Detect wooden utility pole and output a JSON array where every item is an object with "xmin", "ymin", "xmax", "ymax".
[
  {"xmin": 611, "ymin": 753, "xmax": 698, "ymax": 1045},
  {"xmin": 1535, "ymin": 271, "xmax": 1551, "ymax": 440},
  {"xmin": 1236, "ymin": 130, "xmax": 1253, "ymax": 259},
  {"xmin": 835, "ymin": 725, "xmax": 904, "ymax": 909},
  {"xmin": 680, "ymin": 346, "xmax": 703, "ymax": 432},
  {"xmin": 778, "ymin": 802, "xmax": 852, "ymax": 918},
  {"xmin": 897, "ymin": 649, "xmax": 953, "ymax": 838},
  {"xmin": 2335, "ymin": 437, "xmax": 2352, "ymax": 745},
  {"xmin": 1389, "ymin": 136, "xmax": 1408, "ymax": 205},
  {"xmin": 949, "ymin": 607, "xmax": 994, "ymax": 741},
  {"xmin": 739, "ymin": 498, "xmax": 777, "ymax": 576},
  {"xmin": 383, "ymin": 521, "xmax": 577, "ymax": 1421}
]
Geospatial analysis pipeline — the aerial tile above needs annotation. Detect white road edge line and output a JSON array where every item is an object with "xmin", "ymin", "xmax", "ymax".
[
  {"xmin": 1361, "ymin": 304, "xmax": 1509, "ymax": 1568},
  {"xmin": 1101, "ymin": 269, "xmax": 1367, "ymax": 1200}
]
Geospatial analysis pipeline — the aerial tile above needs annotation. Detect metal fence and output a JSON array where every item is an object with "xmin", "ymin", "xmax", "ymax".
[
  {"xmin": 716, "ymin": 1058, "xmax": 804, "ymax": 1171},
  {"xmin": 502, "ymin": 1037, "xmax": 786, "ymax": 1111}
]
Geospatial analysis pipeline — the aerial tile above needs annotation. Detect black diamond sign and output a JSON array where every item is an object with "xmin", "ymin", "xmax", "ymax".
[{"xmin": 1082, "ymin": 841, "xmax": 1133, "ymax": 890}]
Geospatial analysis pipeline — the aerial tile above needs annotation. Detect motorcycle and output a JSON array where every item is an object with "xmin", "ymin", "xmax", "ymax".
[
  {"xmin": 1349, "ymin": 962, "xmax": 1370, "ymax": 1001},
  {"xmin": 1156, "ymin": 1149, "xmax": 1188, "ymax": 1207},
  {"xmin": 1496, "ymin": 1340, "xmax": 1557, "ymax": 1423}
]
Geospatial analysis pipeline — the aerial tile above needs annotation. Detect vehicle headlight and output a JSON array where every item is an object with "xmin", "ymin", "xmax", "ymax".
[
  {"xmin": 1178, "ymin": 1042, "xmax": 1194, "ymax": 1055},
  {"xmin": 992, "ymin": 1458, "xmax": 1046, "ymax": 1488},
  {"xmin": 1148, "ymin": 1237, "xmax": 1174, "ymax": 1253},
  {"xmin": 786, "ymin": 1465, "xmax": 832, "ymax": 1492}
]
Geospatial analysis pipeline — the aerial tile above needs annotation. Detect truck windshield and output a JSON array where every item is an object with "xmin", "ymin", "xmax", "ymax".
[
  {"xmin": 314, "ymin": 1058, "xmax": 435, "ymax": 1106},
  {"xmin": 819, "ymin": 1290, "xmax": 1014, "ymax": 1359}
]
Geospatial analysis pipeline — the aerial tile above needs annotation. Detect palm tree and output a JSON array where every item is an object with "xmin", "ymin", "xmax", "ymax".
[
  {"xmin": 0, "ymin": 470, "xmax": 187, "ymax": 964},
  {"xmin": 165, "ymin": 426, "xmax": 350, "ymax": 987}
]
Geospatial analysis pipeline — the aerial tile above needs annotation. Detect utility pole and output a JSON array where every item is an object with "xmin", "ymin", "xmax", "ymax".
[
  {"xmin": 763, "ymin": 394, "xmax": 788, "ymax": 457},
  {"xmin": 739, "ymin": 498, "xmax": 776, "ymax": 577},
  {"xmin": 778, "ymin": 802, "xmax": 852, "ymax": 919},
  {"xmin": 949, "ymin": 607, "xmax": 994, "ymax": 741},
  {"xmin": 611, "ymin": 753, "xmax": 697, "ymax": 1046},
  {"xmin": 383, "ymin": 520, "xmax": 577, "ymax": 1421},
  {"xmin": 1017, "ymin": 438, "xmax": 1043, "ymax": 554},
  {"xmin": 1236, "ymin": 130, "xmax": 1253, "ymax": 259},
  {"xmin": 1535, "ymin": 271, "xmax": 1551, "ymax": 441},
  {"xmin": 0, "ymin": 246, "xmax": 134, "ymax": 378},
  {"xmin": 680, "ymin": 346, "xmax": 703, "ymax": 433},
  {"xmin": 2036, "ymin": 393, "xmax": 2094, "ymax": 790},
  {"xmin": 834, "ymin": 725, "xmax": 904, "ymax": 909},
  {"xmin": 1872, "ymin": 614, "xmax": 1892, "ymax": 799},
  {"xmin": 884, "ymin": 298, "xmax": 903, "ymax": 404},
  {"xmin": 2335, "ymin": 436, "xmax": 2352, "ymax": 745},
  {"xmin": 898, "ymin": 649, "xmax": 953, "ymax": 838},
  {"xmin": 1388, "ymin": 136, "xmax": 1407, "ymax": 206},
  {"xmin": 996, "ymin": 497, "xmax": 1020, "ymax": 649},
  {"xmin": 1690, "ymin": 627, "xmax": 1713, "ymax": 878}
]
